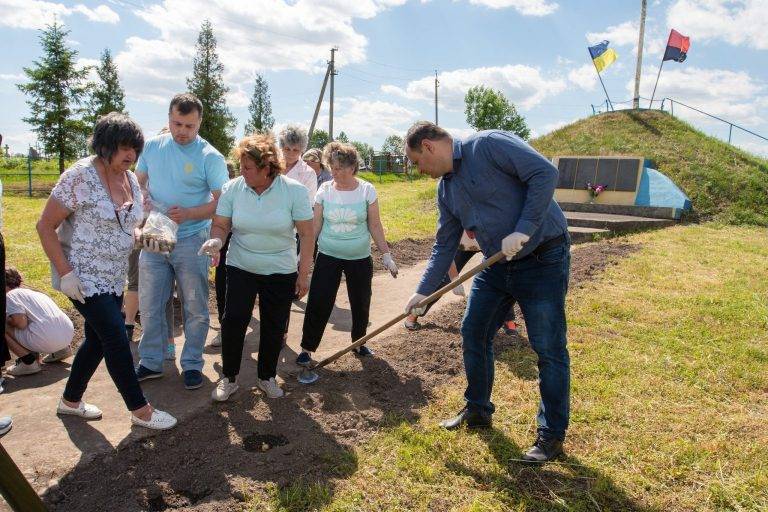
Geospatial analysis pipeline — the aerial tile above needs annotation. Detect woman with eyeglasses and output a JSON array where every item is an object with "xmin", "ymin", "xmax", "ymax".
[
  {"xmin": 199, "ymin": 132, "xmax": 313, "ymax": 402},
  {"xmin": 37, "ymin": 112, "xmax": 177, "ymax": 430}
]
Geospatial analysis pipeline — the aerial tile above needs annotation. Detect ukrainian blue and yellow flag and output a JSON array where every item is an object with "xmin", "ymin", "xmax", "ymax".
[{"xmin": 588, "ymin": 40, "xmax": 618, "ymax": 73}]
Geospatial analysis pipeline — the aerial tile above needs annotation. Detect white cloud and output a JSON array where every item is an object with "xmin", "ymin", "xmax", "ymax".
[
  {"xmin": 630, "ymin": 66, "xmax": 767, "ymax": 125},
  {"xmin": 315, "ymin": 97, "xmax": 420, "ymax": 141},
  {"xmin": 466, "ymin": 0, "xmax": 558, "ymax": 16},
  {"xmin": 736, "ymin": 140, "xmax": 768, "ymax": 157},
  {"xmin": 0, "ymin": 0, "xmax": 119, "ymax": 29},
  {"xmin": 667, "ymin": 0, "xmax": 768, "ymax": 50},
  {"xmin": 0, "ymin": 73, "xmax": 25, "ymax": 81},
  {"xmin": 567, "ymin": 64, "xmax": 597, "ymax": 91},
  {"xmin": 381, "ymin": 65, "xmax": 567, "ymax": 111},
  {"xmin": 71, "ymin": 4, "xmax": 119, "ymax": 24},
  {"xmin": 587, "ymin": 20, "xmax": 639, "ymax": 47},
  {"xmin": 443, "ymin": 126, "xmax": 476, "ymax": 139},
  {"xmin": 113, "ymin": 0, "xmax": 409, "ymax": 105}
]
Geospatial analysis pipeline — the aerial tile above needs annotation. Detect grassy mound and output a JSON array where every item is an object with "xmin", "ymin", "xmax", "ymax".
[{"xmin": 531, "ymin": 110, "xmax": 768, "ymax": 225}]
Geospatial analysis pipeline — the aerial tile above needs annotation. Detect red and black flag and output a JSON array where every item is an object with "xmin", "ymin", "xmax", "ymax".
[{"xmin": 663, "ymin": 29, "xmax": 690, "ymax": 62}]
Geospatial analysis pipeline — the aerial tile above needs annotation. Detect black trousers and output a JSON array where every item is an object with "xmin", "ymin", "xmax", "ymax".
[
  {"xmin": 301, "ymin": 253, "xmax": 373, "ymax": 352},
  {"xmin": 221, "ymin": 265, "xmax": 296, "ymax": 380},
  {"xmin": 214, "ymin": 233, "xmax": 232, "ymax": 325}
]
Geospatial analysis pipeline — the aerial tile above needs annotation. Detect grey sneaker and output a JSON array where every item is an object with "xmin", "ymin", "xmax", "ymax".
[
  {"xmin": 0, "ymin": 416, "xmax": 12, "ymax": 436},
  {"xmin": 211, "ymin": 378, "xmax": 239, "ymax": 402},
  {"xmin": 257, "ymin": 377, "xmax": 284, "ymax": 398},
  {"xmin": 43, "ymin": 347, "xmax": 73, "ymax": 363},
  {"xmin": 209, "ymin": 332, "xmax": 222, "ymax": 347},
  {"xmin": 8, "ymin": 360, "xmax": 41, "ymax": 376}
]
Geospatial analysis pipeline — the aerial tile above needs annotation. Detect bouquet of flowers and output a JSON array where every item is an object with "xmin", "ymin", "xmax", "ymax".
[{"xmin": 586, "ymin": 182, "xmax": 606, "ymax": 203}]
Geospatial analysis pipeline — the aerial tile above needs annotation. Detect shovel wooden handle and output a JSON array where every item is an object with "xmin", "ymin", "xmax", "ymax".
[{"xmin": 308, "ymin": 250, "xmax": 506, "ymax": 371}]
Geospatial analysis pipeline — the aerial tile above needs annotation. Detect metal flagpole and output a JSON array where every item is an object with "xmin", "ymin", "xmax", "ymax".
[
  {"xmin": 633, "ymin": 0, "xmax": 647, "ymax": 109},
  {"xmin": 649, "ymin": 60, "xmax": 665, "ymax": 109},
  {"xmin": 590, "ymin": 49, "xmax": 614, "ymax": 111}
]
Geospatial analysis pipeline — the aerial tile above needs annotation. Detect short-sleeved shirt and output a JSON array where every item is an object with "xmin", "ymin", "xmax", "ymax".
[
  {"xmin": 216, "ymin": 175, "xmax": 313, "ymax": 275},
  {"xmin": 315, "ymin": 179, "xmax": 377, "ymax": 260},
  {"xmin": 285, "ymin": 159, "xmax": 317, "ymax": 205},
  {"xmin": 6, "ymin": 288, "xmax": 74, "ymax": 352},
  {"xmin": 51, "ymin": 157, "xmax": 144, "ymax": 297},
  {"xmin": 136, "ymin": 133, "xmax": 228, "ymax": 239}
]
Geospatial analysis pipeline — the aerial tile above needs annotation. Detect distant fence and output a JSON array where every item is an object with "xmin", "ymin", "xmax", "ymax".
[
  {"xmin": 0, "ymin": 156, "xmax": 60, "ymax": 197},
  {"xmin": 591, "ymin": 96, "xmax": 768, "ymax": 151}
]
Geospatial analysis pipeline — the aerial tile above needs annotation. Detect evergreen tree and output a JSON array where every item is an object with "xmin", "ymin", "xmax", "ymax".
[
  {"xmin": 464, "ymin": 85, "xmax": 530, "ymax": 139},
  {"xmin": 186, "ymin": 20, "xmax": 236, "ymax": 155},
  {"xmin": 17, "ymin": 22, "xmax": 92, "ymax": 173},
  {"xmin": 309, "ymin": 129, "xmax": 330, "ymax": 150},
  {"xmin": 244, "ymin": 73, "xmax": 274, "ymax": 135},
  {"xmin": 337, "ymin": 131, "xmax": 349, "ymax": 143},
  {"xmin": 87, "ymin": 48, "xmax": 126, "ymax": 125},
  {"xmin": 381, "ymin": 134, "xmax": 404, "ymax": 155}
]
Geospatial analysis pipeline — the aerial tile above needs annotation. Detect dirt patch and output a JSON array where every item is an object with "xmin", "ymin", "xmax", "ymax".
[
  {"xmin": 43, "ymin": 238, "xmax": 639, "ymax": 511},
  {"xmin": 372, "ymin": 237, "xmax": 435, "ymax": 271}
]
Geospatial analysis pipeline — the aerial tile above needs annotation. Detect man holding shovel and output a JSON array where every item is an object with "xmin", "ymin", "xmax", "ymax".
[{"xmin": 403, "ymin": 121, "xmax": 570, "ymax": 463}]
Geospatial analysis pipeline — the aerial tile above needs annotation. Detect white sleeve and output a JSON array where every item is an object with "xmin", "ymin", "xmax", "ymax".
[
  {"xmin": 5, "ymin": 293, "xmax": 25, "ymax": 317},
  {"xmin": 314, "ymin": 183, "xmax": 326, "ymax": 206},
  {"xmin": 303, "ymin": 171, "xmax": 318, "ymax": 205},
  {"xmin": 364, "ymin": 181, "xmax": 378, "ymax": 204}
]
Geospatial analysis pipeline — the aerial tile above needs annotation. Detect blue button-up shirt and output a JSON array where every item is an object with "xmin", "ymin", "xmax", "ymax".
[{"xmin": 416, "ymin": 130, "xmax": 568, "ymax": 295}]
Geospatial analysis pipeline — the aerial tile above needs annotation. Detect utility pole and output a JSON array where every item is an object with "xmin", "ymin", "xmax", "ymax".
[
  {"xmin": 308, "ymin": 63, "xmax": 331, "ymax": 142},
  {"xmin": 434, "ymin": 70, "xmax": 439, "ymax": 125},
  {"xmin": 329, "ymin": 47, "xmax": 337, "ymax": 141},
  {"xmin": 633, "ymin": 0, "xmax": 647, "ymax": 109}
]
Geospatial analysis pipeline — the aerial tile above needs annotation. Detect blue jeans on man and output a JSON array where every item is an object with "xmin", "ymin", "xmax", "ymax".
[
  {"xmin": 138, "ymin": 229, "xmax": 210, "ymax": 373},
  {"xmin": 461, "ymin": 240, "xmax": 570, "ymax": 440}
]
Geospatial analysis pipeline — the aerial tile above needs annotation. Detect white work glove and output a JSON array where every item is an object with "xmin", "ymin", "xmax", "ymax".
[
  {"xmin": 382, "ymin": 252, "xmax": 398, "ymax": 278},
  {"xmin": 60, "ymin": 271, "xmax": 86, "ymax": 304},
  {"xmin": 198, "ymin": 238, "xmax": 223, "ymax": 257},
  {"xmin": 405, "ymin": 292, "xmax": 428, "ymax": 316},
  {"xmin": 501, "ymin": 232, "xmax": 531, "ymax": 261},
  {"xmin": 451, "ymin": 281, "xmax": 466, "ymax": 297}
]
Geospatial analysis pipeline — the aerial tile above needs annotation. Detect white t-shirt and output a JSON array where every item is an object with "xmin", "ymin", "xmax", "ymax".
[
  {"xmin": 314, "ymin": 178, "xmax": 377, "ymax": 207},
  {"xmin": 314, "ymin": 179, "xmax": 378, "ymax": 260},
  {"xmin": 6, "ymin": 288, "xmax": 74, "ymax": 353},
  {"xmin": 285, "ymin": 159, "xmax": 318, "ymax": 205}
]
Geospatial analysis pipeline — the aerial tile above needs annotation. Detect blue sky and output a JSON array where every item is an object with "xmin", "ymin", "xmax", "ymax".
[{"xmin": 1, "ymin": 0, "xmax": 767, "ymax": 156}]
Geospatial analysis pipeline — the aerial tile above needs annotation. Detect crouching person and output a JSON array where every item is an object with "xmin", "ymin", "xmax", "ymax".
[{"xmin": 4, "ymin": 267, "xmax": 74, "ymax": 376}]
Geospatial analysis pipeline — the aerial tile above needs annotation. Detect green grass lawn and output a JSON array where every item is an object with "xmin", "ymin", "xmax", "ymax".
[{"xmin": 255, "ymin": 224, "xmax": 768, "ymax": 511}]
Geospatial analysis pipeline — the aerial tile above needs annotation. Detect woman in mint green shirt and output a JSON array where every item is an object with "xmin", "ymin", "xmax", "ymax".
[
  {"xmin": 199, "ymin": 133, "xmax": 314, "ymax": 402},
  {"xmin": 296, "ymin": 142, "xmax": 399, "ymax": 366}
]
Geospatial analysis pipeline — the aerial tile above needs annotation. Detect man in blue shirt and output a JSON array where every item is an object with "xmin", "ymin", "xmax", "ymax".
[
  {"xmin": 404, "ymin": 121, "xmax": 570, "ymax": 463},
  {"xmin": 135, "ymin": 93, "xmax": 229, "ymax": 390}
]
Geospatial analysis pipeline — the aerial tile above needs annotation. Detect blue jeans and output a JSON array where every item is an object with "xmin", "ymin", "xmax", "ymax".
[
  {"xmin": 138, "ymin": 229, "xmax": 210, "ymax": 372},
  {"xmin": 461, "ymin": 241, "xmax": 570, "ymax": 440},
  {"xmin": 63, "ymin": 294, "xmax": 147, "ymax": 411}
]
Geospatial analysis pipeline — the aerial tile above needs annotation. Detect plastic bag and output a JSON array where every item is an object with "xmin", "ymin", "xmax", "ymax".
[{"xmin": 137, "ymin": 201, "xmax": 178, "ymax": 253}]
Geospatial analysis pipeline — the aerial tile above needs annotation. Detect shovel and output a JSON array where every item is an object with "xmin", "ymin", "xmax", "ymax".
[{"xmin": 297, "ymin": 250, "xmax": 505, "ymax": 384}]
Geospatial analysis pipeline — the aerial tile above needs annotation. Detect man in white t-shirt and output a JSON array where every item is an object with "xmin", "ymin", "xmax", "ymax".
[{"xmin": 5, "ymin": 267, "xmax": 74, "ymax": 376}]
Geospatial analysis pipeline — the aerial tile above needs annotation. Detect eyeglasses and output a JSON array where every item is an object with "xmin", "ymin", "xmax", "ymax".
[{"xmin": 114, "ymin": 203, "xmax": 134, "ymax": 237}]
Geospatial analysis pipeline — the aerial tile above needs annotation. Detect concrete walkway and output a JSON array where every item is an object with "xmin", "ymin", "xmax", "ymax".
[{"xmin": 0, "ymin": 256, "xmax": 478, "ymax": 493}]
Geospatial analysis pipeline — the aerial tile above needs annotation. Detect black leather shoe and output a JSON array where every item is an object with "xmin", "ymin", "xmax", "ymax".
[
  {"xmin": 439, "ymin": 407, "xmax": 492, "ymax": 430},
  {"xmin": 521, "ymin": 435, "xmax": 564, "ymax": 462}
]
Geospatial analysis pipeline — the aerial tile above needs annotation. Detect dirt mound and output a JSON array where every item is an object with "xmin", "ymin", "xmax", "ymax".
[{"xmin": 43, "ymin": 239, "xmax": 638, "ymax": 511}]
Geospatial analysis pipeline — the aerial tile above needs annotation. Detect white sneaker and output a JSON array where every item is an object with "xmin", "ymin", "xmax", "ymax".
[
  {"xmin": 257, "ymin": 377, "xmax": 284, "ymax": 398},
  {"xmin": 43, "ymin": 347, "xmax": 73, "ymax": 363},
  {"xmin": 131, "ymin": 409, "xmax": 177, "ymax": 430},
  {"xmin": 0, "ymin": 416, "xmax": 12, "ymax": 436},
  {"xmin": 211, "ymin": 378, "xmax": 239, "ymax": 402},
  {"xmin": 56, "ymin": 399, "xmax": 103, "ymax": 419},
  {"xmin": 8, "ymin": 360, "xmax": 41, "ymax": 376},
  {"xmin": 209, "ymin": 333, "xmax": 222, "ymax": 347}
]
